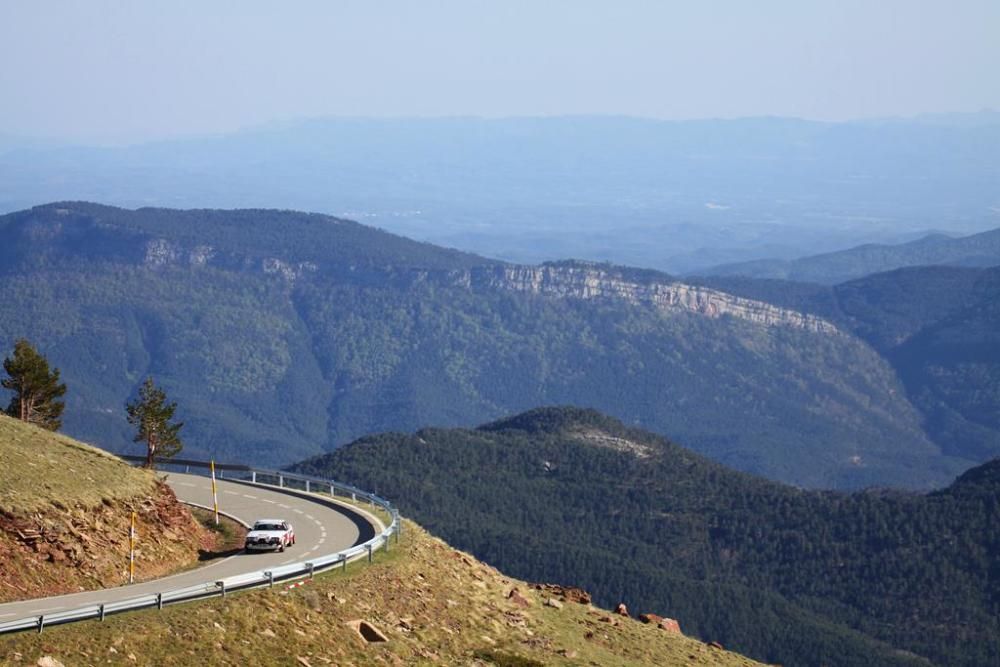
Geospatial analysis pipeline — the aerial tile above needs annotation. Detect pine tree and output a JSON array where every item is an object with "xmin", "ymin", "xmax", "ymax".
[
  {"xmin": 2, "ymin": 338, "xmax": 67, "ymax": 431},
  {"xmin": 126, "ymin": 377, "xmax": 183, "ymax": 468}
]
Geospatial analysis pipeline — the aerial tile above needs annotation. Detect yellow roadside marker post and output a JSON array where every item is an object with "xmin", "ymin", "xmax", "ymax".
[
  {"xmin": 211, "ymin": 460, "xmax": 220, "ymax": 525},
  {"xmin": 129, "ymin": 510, "xmax": 136, "ymax": 584}
]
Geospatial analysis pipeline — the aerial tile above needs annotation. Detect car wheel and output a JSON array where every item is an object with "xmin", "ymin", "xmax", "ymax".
[{"xmin": 279, "ymin": 543, "xmax": 285, "ymax": 553}]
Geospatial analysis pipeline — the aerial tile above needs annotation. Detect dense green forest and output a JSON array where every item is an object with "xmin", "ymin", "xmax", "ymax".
[
  {"xmin": 0, "ymin": 203, "xmax": 991, "ymax": 488},
  {"xmin": 694, "ymin": 265, "xmax": 1000, "ymax": 466},
  {"xmin": 293, "ymin": 407, "xmax": 1000, "ymax": 667},
  {"xmin": 0, "ymin": 203, "xmax": 987, "ymax": 488}
]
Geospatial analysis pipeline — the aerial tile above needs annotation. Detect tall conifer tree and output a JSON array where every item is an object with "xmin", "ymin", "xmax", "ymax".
[
  {"xmin": 126, "ymin": 377, "xmax": 184, "ymax": 467},
  {"xmin": 2, "ymin": 338, "xmax": 67, "ymax": 431}
]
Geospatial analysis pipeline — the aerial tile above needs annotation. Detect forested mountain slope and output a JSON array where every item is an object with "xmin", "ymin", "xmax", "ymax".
[
  {"xmin": 702, "ymin": 226, "xmax": 1000, "ymax": 283},
  {"xmin": 292, "ymin": 407, "xmax": 1000, "ymax": 667},
  {"xmin": 0, "ymin": 202, "xmax": 977, "ymax": 488},
  {"xmin": 695, "ymin": 265, "xmax": 1000, "ymax": 466}
]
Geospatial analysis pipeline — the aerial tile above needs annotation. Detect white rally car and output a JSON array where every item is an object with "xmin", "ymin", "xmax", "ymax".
[{"xmin": 244, "ymin": 519, "xmax": 296, "ymax": 552}]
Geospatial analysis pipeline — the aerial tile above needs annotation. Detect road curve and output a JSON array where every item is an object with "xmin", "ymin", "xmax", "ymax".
[{"xmin": 0, "ymin": 472, "xmax": 380, "ymax": 622}]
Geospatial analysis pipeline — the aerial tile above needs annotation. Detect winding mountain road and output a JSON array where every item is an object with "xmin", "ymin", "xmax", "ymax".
[{"xmin": 0, "ymin": 472, "xmax": 381, "ymax": 623}]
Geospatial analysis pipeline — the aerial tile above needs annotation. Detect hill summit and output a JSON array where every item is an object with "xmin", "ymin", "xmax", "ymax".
[{"xmin": 293, "ymin": 406, "xmax": 1000, "ymax": 667}]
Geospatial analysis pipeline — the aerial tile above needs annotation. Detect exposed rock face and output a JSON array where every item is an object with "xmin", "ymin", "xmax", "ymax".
[
  {"xmin": 470, "ymin": 264, "xmax": 838, "ymax": 334},
  {"xmin": 659, "ymin": 617, "xmax": 682, "ymax": 634},
  {"xmin": 532, "ymin": 583, "xmax": 592, "ymax": 605},
  {"xmin": 145, "ymin": 232, "xmax": 832, "ymax": 333},
  {"xmin": 144, "ymin": 239, "xmax": 183, "ymax": 267},
  {"xmin": 0, "ymin": 482, "xmax": 211, "ymax": 602},
  {"xmin": 507, "ymin": 588, "xmax": 533, "ymax": 608},
  {"xmin": 262, "ymin": 258, "xmax": 318, "ymax": 283},
  {"xmin": 615, "ymin": 602, "xmax": 630, "ymax": 617}
]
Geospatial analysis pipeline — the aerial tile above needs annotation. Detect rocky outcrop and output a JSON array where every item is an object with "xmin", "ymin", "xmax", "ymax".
[
  {"xmin": 531, "ymin": 583, "xmax": 592, "ymax": 605},
  {"xmin": 0, "ymin": 482, "xmax": 214, "ymax": 602},
  {"xmin": 640, "ymin": 613, "xmax": 682, "ymax": 634},
  {"xmin": 469, "ymin": 263, "xmax": 838, "ymax": 334}
]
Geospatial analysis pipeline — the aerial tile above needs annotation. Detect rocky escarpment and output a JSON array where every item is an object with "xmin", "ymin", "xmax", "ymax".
[
  {"xmin": 138, "ymin": 232, "xmax": 836, "ymax": 334},
  {"xmin": 465, "ymin": 263, "xmax": 839, "ymax": 334}
]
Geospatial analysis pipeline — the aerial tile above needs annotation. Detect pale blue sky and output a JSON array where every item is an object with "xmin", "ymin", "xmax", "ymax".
[{"xmin": 2, "ymin": 1, "xmax": 999, "ymax": 143}]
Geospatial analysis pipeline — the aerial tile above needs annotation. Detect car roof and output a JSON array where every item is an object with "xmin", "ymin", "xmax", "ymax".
[{"xmin": 253, "ymin": 519, "xmax": 287, "ymax": 524}]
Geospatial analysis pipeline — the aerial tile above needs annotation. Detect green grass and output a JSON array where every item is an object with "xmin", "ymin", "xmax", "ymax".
[
  {"xmin": 1, "ymin": 521, "xmax": 764, "ymax": 666},
  {"xmin": 0, "ymin": 414, "xmax": 155, "ymax": 514}
]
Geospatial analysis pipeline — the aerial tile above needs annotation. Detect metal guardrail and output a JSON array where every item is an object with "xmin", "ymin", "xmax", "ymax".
[{"xmin": 0, "ymin": 461, "xmax": 400, "ymax": 635}]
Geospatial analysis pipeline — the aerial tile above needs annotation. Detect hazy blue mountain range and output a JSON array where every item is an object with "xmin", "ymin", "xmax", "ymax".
[
  {"xmin": 2, "ymin": 114, "xmax": 998, "ymax": 273},
  {"xmin": 701, "ymin": 226, "xmax": 1000, "ymax": 283},
  {"xmin": 292, "ymin": 406, "xmax": 1000, "ymax": 667},
  {"xmin": 0, "ymin": 203, "xmax": 986, "ymax": 489}
]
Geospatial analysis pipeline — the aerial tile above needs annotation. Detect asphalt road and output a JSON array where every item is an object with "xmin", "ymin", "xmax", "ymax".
[{"xmin": 0, "ymin": 472, "xmax": 379, "ymax": 623}]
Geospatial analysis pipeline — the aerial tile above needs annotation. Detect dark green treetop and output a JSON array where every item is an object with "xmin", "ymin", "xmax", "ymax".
[
  {"xmin": 126, "ymin": 377, "xmax": 183, "ymax": 468},
  {"xmin": 2, "ymin": 338, "xmax": 67, "ymax": 431}
]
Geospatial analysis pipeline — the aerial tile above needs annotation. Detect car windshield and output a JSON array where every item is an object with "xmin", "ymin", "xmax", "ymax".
[{"xmin": 255, "ymin": 523, "xmax": 284, "ymax": 531}]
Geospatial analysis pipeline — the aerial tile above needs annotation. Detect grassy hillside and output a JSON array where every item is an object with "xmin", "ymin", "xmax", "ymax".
[
  {"xmin": 0, "ymin": 203, "xmax": 972, "ymax": 489},
  {"xmin": 2, "ymin": 521, "xmax": 765, "ymax": 667},
  {"xmin": 0, "ymin": 413, "xmax": 155, "ymax": 512},
  {"xmin": 0, "ymin": 414, "xmax": 216, "ymax": 602},
  {"xmin": 293, "ymin": 407, "xmax": 1000, "ymax": 667}
]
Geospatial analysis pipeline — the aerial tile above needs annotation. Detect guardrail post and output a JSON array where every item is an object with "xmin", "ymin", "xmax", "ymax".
[
  {"xmin": 99, "ymin": 603, "xmax": 106, "ymax": 621},
  {"xmin": 266, "ymin": 571, "xmax": 274, "ymax": 588},
  {"xmin": 279, "ymin": 475, "xmax": 284, "ymax": 488},
  {"xmin": 367, "ymin": 544, "xmax": 373, "ymax": 563},
  {"xmin": 351, "ymin": 492, "xmax": 356, "ymax": 501},
  {"xmin": 218, "ymin": 581, "xmax": 226, "ymax": 598},
  {"xmin": 157, "ymin": 593, "xmax": 163, "ymax": 610},
  {"xmin": 37, "ymin": 615, "xmax": 44, "ymax": 633},
  {"xmin": 308, "ymin": 562, "xmax": 315, "ymax": 578},
  {"xmin": 384, "ymin": 535, "xmax": 390, "ymax": 553},
  {"xmin": 341, "ymin": 555, "xmax": 348, "ymax": 571},
  {"xmin": 251, "ymin": 471, "xmax": 257, "ymax": 484},
  {"xmin": 329, "ymin": 483, "xmax": 335, "ymax": 496},
  {"xmin": 305, "ymin": 480, "xmax": 310, "ymax": 493}
]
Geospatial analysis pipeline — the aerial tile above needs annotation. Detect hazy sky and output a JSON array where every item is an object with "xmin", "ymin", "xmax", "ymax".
[{"xmin": 3, "ymin": 1, "xmax": 999, "ymax": 143}]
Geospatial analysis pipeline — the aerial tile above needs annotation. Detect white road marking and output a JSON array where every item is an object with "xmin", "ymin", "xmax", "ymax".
[
  {"xmin": 175, "ymin": 482, "xmax": 195, "ymax": 487},
  {"xmin": 261, "ymin": 499, "xmax": 276, "ymax": 504},
  {"xmin": 304, "ymin": 514, "xmax": 314, "ymax": 520},
  {"xmin": 223, "ymin": 491, "xmax": 239, "ymax": 496},
  {"xmin": 293, "ymin": 509, "xmax": 303, "ymax": 514},
  {"xmin": 242, "ymin": 494, "xmax": 257, "ymax": 500},
  {"xmin": 277, "ymin": 503, "xmax": 290, "ymax": 509}
]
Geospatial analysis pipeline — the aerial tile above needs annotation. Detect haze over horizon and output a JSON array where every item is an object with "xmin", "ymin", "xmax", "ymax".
[{"xmin": 3, "ymin": 1, "xmax": 1000, "ymax": 144}]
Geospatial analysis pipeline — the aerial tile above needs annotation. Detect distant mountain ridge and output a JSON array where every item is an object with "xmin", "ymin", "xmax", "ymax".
[
  {"xmin": 0, "ymin": 202, "xmax": 966, "ymax": 490},
  {"xmin": 292, "ymin": 406, "xmax": 1000, "ymax": 667},
  {"xmin": 701, "ymin": 226, "xmax": 1000, "ymax": 283},
  {"xmin": 3, "ymin": 114, "xmax": 999, "ymax": 274}
]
